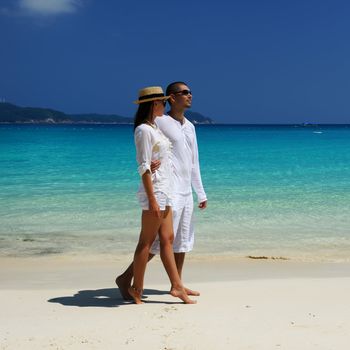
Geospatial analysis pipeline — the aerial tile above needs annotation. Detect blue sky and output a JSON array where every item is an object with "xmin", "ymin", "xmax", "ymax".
[{"xmin": 1, "ymin": 0, "xmax": 350, "ymax": 123}]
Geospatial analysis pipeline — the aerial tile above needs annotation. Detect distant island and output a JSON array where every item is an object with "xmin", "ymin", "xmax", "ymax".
[{"xmin": 0, "ymin": 102, "xmax": 214, "ymax": 125}]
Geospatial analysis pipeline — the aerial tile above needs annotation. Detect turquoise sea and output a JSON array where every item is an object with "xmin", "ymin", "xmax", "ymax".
[{"xmin": 1, "ymin": 124, "xmax": 349, "ymax": 261}]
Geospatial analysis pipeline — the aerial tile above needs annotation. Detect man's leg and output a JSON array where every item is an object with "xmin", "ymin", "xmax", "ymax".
[
  {"xmin": 172, "ymin": 194, "xmax": 200, "ymax": 296},
  {"xmin": 116, "ymin": 254, "xmax": 155, "ymax": 300},
  {"xmin": 174, "ymin": 252, "xmax": 185, "ymax": 279},
  {"xmin": 174, "ymin": 252, "xmax": 199, "ymax": 296}
]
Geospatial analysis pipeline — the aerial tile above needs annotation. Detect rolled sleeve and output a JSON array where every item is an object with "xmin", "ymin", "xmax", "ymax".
[
  {"xmin": 135, "ymin": 126, "xmax": 153, "ymax": 177},
  {"xmin": 138, "ymin": 163, "xmax": 151, "ymax": 177}
]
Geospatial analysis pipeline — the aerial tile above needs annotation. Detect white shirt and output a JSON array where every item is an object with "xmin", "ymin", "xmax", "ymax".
[
  {"xmin": 134, "ymin": 123, "xmax": 173, "ymax": 198},
  {"xmin": 155, "ymin": 114, "xmax": 207, "ymax": 203}
]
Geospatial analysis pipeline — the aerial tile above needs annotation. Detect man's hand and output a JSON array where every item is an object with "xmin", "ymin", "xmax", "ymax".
[
  {"xmin": 198, "ymin": 200, "xmax": 207, "ymax": 210},
  {"xmin": 150, "ymin": 160, "xmax": 161, "ymax": 173}
]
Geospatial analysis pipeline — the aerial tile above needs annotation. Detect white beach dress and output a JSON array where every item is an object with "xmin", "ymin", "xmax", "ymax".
[{"xmin": 134, "ymin": 123, "xmax": 173, "ymax": 210}]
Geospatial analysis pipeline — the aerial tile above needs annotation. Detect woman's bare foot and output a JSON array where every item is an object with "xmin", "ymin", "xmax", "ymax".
[
  {"xmin": 115, "ymin": 275, "xmax": 132, "ymax": 300},
  {"xmin": 170, "ymin": 287, "xmax": 197, "ymax": 304},
  {"xmin": 128, "ymin": 286, "xmax": 143, "ymax": 304},
  {"xmin": 184, "ymin": 287, "xmax": 200, "ymax": 296}
]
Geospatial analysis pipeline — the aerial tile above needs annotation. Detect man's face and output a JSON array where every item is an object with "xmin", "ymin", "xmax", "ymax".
[{"xmin": 170, "ymin": 84, "xmax": 192, "ymax": 109}]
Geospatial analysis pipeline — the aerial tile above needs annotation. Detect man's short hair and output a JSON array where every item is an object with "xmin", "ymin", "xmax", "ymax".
[{"xmin": 166, "ymin": 81, "xmax": 188, "ymax": 96}]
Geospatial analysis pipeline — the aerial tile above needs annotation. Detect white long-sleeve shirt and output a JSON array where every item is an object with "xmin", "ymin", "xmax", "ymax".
[
  {"xmin": 134, "ymin": 123, "xmax": 173, "ymax": 198},
  {"xmin": 155, "ymin": 114, "xmax": 207, "ymax": 203}
]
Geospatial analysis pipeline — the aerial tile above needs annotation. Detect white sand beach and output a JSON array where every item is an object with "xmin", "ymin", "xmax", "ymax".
[{"xmin": 1, "ymin": 256, "xmax": 349, "ymax": 349}]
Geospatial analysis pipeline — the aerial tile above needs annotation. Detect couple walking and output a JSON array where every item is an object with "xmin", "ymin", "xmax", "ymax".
[{"xmin": 116, "ymin": 82, "xmax": 207, "ymax": 304}]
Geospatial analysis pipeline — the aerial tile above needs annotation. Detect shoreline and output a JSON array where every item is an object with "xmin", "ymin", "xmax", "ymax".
[
  {"xmin": 1, "ymin": 250, "xmax": 349, "ymax": 264},
  {"xmin": 2, "ymin": 255, "xmax": 350, "ymax": 290}
]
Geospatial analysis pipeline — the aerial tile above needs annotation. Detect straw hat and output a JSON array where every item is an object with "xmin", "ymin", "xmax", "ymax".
[{"xmin": 133, "ymin": 86, "xmax": 170, "ymax": 104}]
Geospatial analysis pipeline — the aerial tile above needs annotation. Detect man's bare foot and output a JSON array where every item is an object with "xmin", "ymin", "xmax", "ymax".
[
  {"xmin": 170, "ymin": 287, "xmax": 197, "ymax": 304},
  {"xmin": 128, "ymin": 286, "xmax": 143, "ymax": 304},
  {"xmin": 115, "ymin": 275, "xmax": 132, "ymax": 300},
  {"xmin": 184, "ymin": 287, "xmax": 200, "ymax": 296}
]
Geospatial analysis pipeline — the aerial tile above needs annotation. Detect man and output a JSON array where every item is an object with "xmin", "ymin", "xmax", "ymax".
[{"xmin": 116, "ymin": 81, "xmax": 207, "ymax": 298}]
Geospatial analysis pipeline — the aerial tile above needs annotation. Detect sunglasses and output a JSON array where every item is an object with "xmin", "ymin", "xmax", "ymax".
[{"xmin": 173, "ymin": 89, "xmax": 192, "ymax": 96}]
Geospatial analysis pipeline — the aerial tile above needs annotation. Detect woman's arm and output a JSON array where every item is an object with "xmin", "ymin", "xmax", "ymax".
[
  {"xmin": 142, "ymin": 171, "xmax": 161, "ymax": 218},
  {"xmin": 135, "ymin": 126, "xmax": 161, "ymax": 217}
]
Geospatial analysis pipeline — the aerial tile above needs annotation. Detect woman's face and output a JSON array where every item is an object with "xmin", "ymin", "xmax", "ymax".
[{"xmin": 152, "ymin": 99, "xmax": 166, "ymax": 117}]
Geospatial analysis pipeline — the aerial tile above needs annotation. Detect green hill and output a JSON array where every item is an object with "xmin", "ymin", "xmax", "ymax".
[
  {"xmin": 185, "ymin": 110, "xmax": 213, "ymax": 124},
  {"xmin": 0, "ymin": 103, "xmax": 129, "ymax": 124},
  {"xmin": 0, "ymin": 103, "xmax": 68, "ymax": 123},
  {"xmin": 0, "ymin": 102, "xmax": 214, "ymax": 124}
]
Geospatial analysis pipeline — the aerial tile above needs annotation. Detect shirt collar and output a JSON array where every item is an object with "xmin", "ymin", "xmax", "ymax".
[{"xmin": 166, "ymin": 113, "xmax": 187, "ymax": 126}]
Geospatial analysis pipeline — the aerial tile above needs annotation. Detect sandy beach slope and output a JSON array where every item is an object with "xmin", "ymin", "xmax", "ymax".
[{"xmin": 1, "ymin": 257, "xmax": 349, "ymax": 349}]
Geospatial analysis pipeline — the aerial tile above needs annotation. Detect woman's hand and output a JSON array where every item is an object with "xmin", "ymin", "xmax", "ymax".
[
  {"xmin": 149, "ymin": 197, "xmax": 161, "ymax": 218},
  {"xmin": 141, "ymin": 171, "xmax": 161, "ymax": 218}
]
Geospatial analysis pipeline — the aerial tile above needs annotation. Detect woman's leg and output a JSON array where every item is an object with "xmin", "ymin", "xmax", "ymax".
[
  {"xmin": 158, "ymin": 207, "xmax": 196, "ymax": 304},
  {"xmin": 129, "ymin": 210, "xmax": 162, "ymax": 304},
  {"xmin": 116, "ymin": 253, "xmax": 155, "ymax": 300}
]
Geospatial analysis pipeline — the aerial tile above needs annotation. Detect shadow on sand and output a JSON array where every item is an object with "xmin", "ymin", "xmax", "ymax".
[{"xmin": 47, "ymin": 288, "xmax": 179, "ymax": 307}]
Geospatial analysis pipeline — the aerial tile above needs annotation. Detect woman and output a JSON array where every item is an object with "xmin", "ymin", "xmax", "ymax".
[{"xmin": 128, "ymin": 86, "xmax": 196, "ymax": 304}]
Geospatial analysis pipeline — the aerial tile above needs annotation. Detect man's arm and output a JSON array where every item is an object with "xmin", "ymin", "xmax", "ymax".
[
  {"xmin": 150, "ymin": 160, "xmax": 161, "ymax": 173},
  {"xmin": 191, "ymin": 126, "xmax": 207, "ymax": 209}
]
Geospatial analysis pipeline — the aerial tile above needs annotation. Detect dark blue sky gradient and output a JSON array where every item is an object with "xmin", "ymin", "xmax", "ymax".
[{"xmin": 1, "ymin": 0, "xmax": 350, "ymax": 123}]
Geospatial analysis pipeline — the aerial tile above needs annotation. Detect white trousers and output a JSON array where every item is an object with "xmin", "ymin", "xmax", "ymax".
[{"xmin": 150, "ymin": 193, "xmax": 194, "ymax": 254}]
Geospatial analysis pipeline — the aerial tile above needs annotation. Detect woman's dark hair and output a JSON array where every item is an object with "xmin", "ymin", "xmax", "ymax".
[{"xmin": 134, "ymin": 101, "xmax": 153, "ymax": 130}]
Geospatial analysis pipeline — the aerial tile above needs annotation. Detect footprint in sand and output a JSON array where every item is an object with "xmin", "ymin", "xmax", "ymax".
[
  {"xmin": 125, "ymin": 338, "xmax": 135, "ymax": 345},
  {"xmin": 163, "ymin": 306, "xmax": 178, "ymax": 313}
]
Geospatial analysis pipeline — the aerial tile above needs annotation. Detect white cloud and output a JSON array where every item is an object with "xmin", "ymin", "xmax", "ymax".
[{"xmin": 19, "ymin": 0, "xmax": 81, "ymax": 16}]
